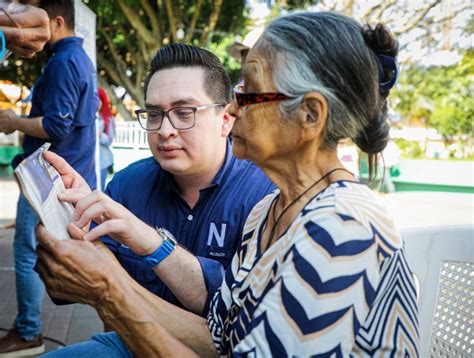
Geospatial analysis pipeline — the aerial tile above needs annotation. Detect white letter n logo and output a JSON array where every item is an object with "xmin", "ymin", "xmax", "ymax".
[{"xmin": 207, "ymin": 223, "xmax": 227, "ymax": 248}]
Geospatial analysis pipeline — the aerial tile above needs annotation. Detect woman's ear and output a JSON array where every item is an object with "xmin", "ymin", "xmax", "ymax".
[{"xmin": 299, "ymin": 92, "xmax": 328, "ymax": 136}]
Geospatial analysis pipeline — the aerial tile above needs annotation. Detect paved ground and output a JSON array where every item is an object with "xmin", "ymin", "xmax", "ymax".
[
  {"xmin": 381, "ymin": 191, "xmax": 473, "ymax": 229},
  {"xmin": 0, "ymin": 173, "xmax": 472, "ymax": 356}
]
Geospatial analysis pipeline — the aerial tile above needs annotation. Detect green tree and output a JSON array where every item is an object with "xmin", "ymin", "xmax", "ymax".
[
  {"xmin": 431, "ymin": 51, "xmax": 473, "ymax": 141},
  {"xmin": 1, "ymin": 0, "xmax": 468, "ymax": 122},
  {"xmin": 392, "ymin": 50, "xmax": 473, "ymax": 150},
  {"xmin": 87, "ymin": 0, "xmax": 247, "ymax": 119},
  {"xmin": 0, "ymin": 0, "xmax": 248, "ymax": 120},
  {"xmin": 0, "ymin": 46, "xmax": 47, "ymax": 87}
]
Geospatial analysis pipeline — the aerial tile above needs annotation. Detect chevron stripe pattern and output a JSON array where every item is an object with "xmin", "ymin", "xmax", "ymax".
[{"xmin": 208, "ymin": 181, "xmax": 419, "ymax": 357}]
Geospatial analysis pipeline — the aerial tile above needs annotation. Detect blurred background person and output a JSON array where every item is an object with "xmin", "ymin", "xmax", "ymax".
[
  {"xmin": 97, "ymin": 87, "xmax": 115, "ymax": 190},
  {"xmin": 0, "ymin": 0, "xmax": 98, "ymax": 355},
  {"xmin": 227, "ymin": 27, "xmax": 264, "ymax": 64}
]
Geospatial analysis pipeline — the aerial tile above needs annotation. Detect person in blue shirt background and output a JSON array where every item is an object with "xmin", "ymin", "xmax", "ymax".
[
  {"xmin": 97, "ymin": 87, "xmax": 115, "ymax": 190},
  {"xmin": 0, "ymin": 0, "xmax": 98, "ymax": 356},
  {"xmin": 35, "ymin": 44, "xmax": 273, "ymax": 356}
]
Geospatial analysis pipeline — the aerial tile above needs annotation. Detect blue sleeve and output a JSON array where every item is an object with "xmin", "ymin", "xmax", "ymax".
[
  {"xmin": 41, "ymin": 59, "xmax": 83, "ymax": 145},
  {"xmin": 100, "ymin": 234, "xmax": 119, "ymax": 253},
  {"xmin": 197, "ymin": 256, "xmax": 225, "ymax": 316}
]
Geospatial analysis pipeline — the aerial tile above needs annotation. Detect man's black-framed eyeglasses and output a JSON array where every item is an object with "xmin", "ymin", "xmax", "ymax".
[
  {"xmin": 233, "ymin": 87, "xmax": 294, "ymax": 108},
  {"xmin": 135, "ymin": 103, "xmax": 225, "ymax": 131}
]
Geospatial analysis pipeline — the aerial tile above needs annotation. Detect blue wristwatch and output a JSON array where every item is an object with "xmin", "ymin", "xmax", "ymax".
[{"xmin": 142, "ymin": 227, "xmax": 177, "ymax": 268}]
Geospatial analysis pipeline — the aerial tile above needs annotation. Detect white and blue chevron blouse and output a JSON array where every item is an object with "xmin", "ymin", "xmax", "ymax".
[{"xmin": 207, "ymin": 180, "xmax": 419, "ymax": 357}]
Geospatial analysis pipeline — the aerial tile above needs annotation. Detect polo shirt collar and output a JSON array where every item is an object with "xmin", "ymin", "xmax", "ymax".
[
  {"xmin": 208, "ymin": 138, "xmax": 233, "ymax": 187},
  {"xmin": 47, "ymin": 37, "xmax": 83, "ymax": 56}
]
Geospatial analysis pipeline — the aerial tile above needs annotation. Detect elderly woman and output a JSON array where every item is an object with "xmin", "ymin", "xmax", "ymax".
[{"xmin": 37, "ymin": 11, "xmax": 419, "ymax": 357}]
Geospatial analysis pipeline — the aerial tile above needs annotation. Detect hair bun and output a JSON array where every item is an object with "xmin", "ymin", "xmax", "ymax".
[
  {"xmin": 363, "ymin": 23, "xmax": 399, "ymax": 98},
  {"xmin": 361, "ymin": 23, "xmax": 399, "ymax": 57},
  {"xmin": 355, "ymin": 111, "xmax": 390, "ymax": 155}
]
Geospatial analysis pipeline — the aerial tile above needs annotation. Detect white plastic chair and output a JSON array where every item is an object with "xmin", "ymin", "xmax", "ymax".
[{"xmin": 401, "ymin": 225, "xmax": 474, "ymax": 357}]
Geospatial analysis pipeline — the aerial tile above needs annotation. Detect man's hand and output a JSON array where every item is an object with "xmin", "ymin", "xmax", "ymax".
[
  {"xmin": 0, "ymin": 109, "xmax": 17, "ymax": 134},
  {"xmin": 44, "ymin": 152, "xmax": 160, "ymax": 255},
  {"xmin": 70, "ymin": 190, "xmax": 161, "ymax": 256},
  {"xmin": 43, "ymin": 151, "xmax": 92, "ymax": 205},
  {"xmin": 0, "ymin": 5, "xmax": 50, "ymax": 58},
  {"xmin": 36, "ymin": 223, "xmax": 124, "ymax": 305}
]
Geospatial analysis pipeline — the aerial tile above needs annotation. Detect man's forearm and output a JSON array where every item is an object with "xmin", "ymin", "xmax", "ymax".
[
  {"xmin": 153, "ymin": 247, "xmax": 208, "ymax": 314},
  {"xmin": 15, "ymin": 116, "xmax": 49, "ymax": 138},
  {"xmin": 96, "ymin": 270, "xmax": 217, "ymax": 357}
]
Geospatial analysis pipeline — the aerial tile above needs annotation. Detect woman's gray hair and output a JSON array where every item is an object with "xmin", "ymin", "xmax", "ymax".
[{"xmin": 256, "ymin": 11, "xmax": 398, "ymax": 155}]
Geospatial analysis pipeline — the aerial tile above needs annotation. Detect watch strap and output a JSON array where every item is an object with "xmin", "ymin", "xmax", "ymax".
[{"xmin": 142, "ymin": 228, "xmax": 177, "ymax": 268}]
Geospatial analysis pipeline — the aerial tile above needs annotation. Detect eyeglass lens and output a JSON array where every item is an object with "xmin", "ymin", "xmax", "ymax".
[{"xmin": 139, "ymin": 107, "xmax": 195, "ymax": 130}]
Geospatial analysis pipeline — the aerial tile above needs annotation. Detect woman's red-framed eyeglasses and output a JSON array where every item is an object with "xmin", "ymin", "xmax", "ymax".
[{"xmin": 233, "ymin": 87, "xmax": 294, "ymax": 107}]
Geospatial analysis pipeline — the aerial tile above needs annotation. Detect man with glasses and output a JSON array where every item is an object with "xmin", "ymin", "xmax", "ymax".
[{"xmin": 53, "ymin": 43, "xmax": 273, "ymax": 319}]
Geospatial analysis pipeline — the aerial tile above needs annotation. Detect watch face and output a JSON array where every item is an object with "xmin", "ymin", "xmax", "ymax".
[{"xmin": 159, "ymin": 228, "xmax": 177, "ymax": 246}]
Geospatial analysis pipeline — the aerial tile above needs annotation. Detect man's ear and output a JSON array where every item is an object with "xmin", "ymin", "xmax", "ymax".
[
  {"xmin": 298, "ymin": 92, "xmax": 328, "ymax": 139},
  {"xmin": 51, "ymin": 16, "xmax": 65, "ymax": 33},
  {"xmin": 221, "ymin": 103, "xmax": 235, "ymax": 137}
]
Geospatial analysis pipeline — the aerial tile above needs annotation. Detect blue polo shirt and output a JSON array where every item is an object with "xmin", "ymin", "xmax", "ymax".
[
  {"xmin": 101, "ymin": 142, "xmax": 274, "ymax": 314},
  {"xmin": 20, "ymin": 37, "xmax": 98, "ymax": 188}
]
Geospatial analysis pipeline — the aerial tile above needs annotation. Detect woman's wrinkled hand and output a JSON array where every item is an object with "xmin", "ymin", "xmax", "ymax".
[
  {"xmin": 35, "ymin": 223, "xmax": 124, "ymax": 306},
  {"xmin": 0, "ymin": 4, "xmax": 50, "ymax": 58}
]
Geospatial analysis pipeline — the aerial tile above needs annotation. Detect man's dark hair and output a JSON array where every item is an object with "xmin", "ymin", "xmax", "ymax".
[
  {"xmin": 39, "ymin": 0, "xmax": 75, "ymax": 30},
  {"xmin": 144, "ymin": 44, "xmax": 232, "ymax": 104}
]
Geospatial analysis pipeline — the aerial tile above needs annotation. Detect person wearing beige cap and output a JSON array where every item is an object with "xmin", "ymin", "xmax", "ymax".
[{"xmin": 227, "ymin": 27, "xmax": 264, "ymax": 63}]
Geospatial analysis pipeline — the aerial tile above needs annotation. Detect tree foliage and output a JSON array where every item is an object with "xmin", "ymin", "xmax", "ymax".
[
  {"xmin": 392, "ymin": 50, "xmax": 473, "ymax": 143},
  {"xmin": 87, "ymin": 0, "xmax": 247, "ymax": 119},
  {"xmin": 0, "ymin": 0, "xmax": 469, "ymax": 125},
  {"xmin": 0, "ymin": 46, "xmax": 47, "ymax": 87},
  {"xmin": 0, "ymin": 0, "xmax": 248, "ymax": 120}
]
